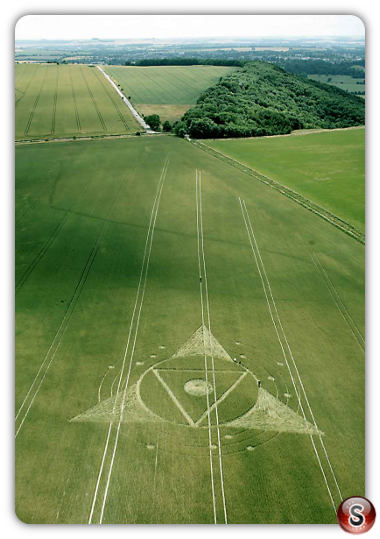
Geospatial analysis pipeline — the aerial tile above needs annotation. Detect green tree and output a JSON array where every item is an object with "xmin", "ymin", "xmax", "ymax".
[
  {"xmin": 162, "ymin": 120, "xmax": 172, "ymax": 132},
  {"xmin": 145, "ymin": 114, "xmax": 161, "ymax": 130},
  {"xmin": 174, "ymin": 121, "xmax": 187, "ymax": 138},
  {"xmin": 178, "ymin": 61, "xmax": 364, "ymax": 139}
]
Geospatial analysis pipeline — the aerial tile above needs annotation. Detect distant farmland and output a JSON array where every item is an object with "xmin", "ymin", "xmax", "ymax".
[
  {"xmin": 308, "ymin": 74, "xmax": 365, "ymax": 96},
  {"xmin": 104, "ymin": 65, "xmax": 238, "ymax": 124},
  {"xmin": 15, "ymin": 64, "xmax": 141, "ymax": 140}
]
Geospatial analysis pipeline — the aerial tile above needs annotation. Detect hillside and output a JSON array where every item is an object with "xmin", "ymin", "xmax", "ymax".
[{"xmin": 180, "ymin": 61, "xmax": 365, "ymax": 138}]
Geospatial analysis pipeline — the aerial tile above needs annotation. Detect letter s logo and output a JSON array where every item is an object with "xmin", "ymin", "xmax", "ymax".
[
  {"xmin": 349, "ymin": 504, "xmax": 365, "ymax": 528},
  {"xmin": 337, "ymin": 496, "xmax": 376, "ymax": 533}
]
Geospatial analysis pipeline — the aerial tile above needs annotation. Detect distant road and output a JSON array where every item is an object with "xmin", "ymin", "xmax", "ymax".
[{"xmin": 97, "ymin": 66, "xmax": 155, "ymax": 133}]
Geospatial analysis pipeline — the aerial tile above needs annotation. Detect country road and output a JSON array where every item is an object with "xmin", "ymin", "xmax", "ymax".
[{"xmin": 97, "ymin": 65, "xmax": 155, "ymax": 133}]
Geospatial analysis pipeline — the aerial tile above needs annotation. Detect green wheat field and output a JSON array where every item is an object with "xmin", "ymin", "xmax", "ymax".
[
  {"xmin": 15, "ymin": 134, "xmax": 364, "ymax": 524},
  {"xmin": 15, "ymin": 64, "xmax": 141, "ymax": 140}
]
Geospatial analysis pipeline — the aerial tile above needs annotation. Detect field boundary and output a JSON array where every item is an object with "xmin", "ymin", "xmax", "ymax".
[
  {"xmin": 205, "ymin": 125, "xmax": 364, "ymax": 143},
  {"xmin": 15, "ymin": 132, "xmax": 166, "ymax": 145},
  {"xmin": 190, "ymin": 139, "xmax": 365, "ymax": 245}
]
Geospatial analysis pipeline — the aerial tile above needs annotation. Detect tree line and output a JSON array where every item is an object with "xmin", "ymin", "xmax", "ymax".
[
  {"xmin": 277, "ymin": 59, "xmax": 365, "ymax": 79},
  {"xmin": 171, "ymin": 61, "xmax": 365, "ymax": 139}
]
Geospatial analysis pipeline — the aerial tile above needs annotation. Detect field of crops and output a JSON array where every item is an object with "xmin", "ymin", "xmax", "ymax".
[
  {"xmin": 308, "ymin": 74, "xmax": 365, "ymax": 95},
  {"xmin": 15, "ymin": 135, "xmax": 364, "ymax": 524},
  {"xmin": 105, "ymin": 65, "xmax": 238, "ymax": 123},
  {"xmin": 205, "ymin": 128, "xmax": 365, "ymax": 232},
  {"xmin": 15, "ymin": 64, "xmax": 140, "ymax": 140}
]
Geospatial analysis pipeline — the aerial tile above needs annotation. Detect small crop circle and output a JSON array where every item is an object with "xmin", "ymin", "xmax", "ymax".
[{"xmin": 184, "ymin": 379, "xmax": 213, "ymax": 396}]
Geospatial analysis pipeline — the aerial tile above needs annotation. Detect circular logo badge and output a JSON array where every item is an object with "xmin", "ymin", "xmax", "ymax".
[{"xmin": 337, "ymin": 497, "xmax": 376, "ymax": 534}]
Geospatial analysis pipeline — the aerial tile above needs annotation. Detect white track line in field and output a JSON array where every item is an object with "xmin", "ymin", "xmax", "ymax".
[
  {"xmin": 239, "ymin": 200, "xmax": 299, "ymax": 400},
  {"xmin": 153, "ymin": 370, "xmax": 195, "ymax": 426},
  {"xmin": 16, "ymin": 151, "xmax": 144, "ymax": 436},
  {"xmin": 98, "ymin": 371, "xmax": 110, "ymax": 403},
  {"xmin": 198, "ymin": 172, "xmax": 228, "ymax": 524},
  {"xmin": 196, "ymin": 170, "xmax": 217, "ymax": 525},
  {"xmin": 87, "ymin": 422, "xmax": 113, "ymax": 525},
  {"xmin": 153, "ymin": 442, "xmax": 159, "ymax": 509},
  {"xmin": 113, "ymin": 156, "xmax": 170, "ymax": 402},
  {"xmin": 15, "ymin": 319, "xmax": 71, "ymax": 438},
  {"xmin": 88, "ymin": 156, "xmax": 170, "ymax": 524},
  {"xmin": 97, "ymin": 156, "xmax": 169, "ymax": 524},
  {"xmin": 15, "ymin": 242, "xmax": 101, "ymax": 437},
  {"xmin": 110, "ymin": 373, "xmax": 118, "ymax": 398},
  {"xmin": 243, "ymin": 201, "xmax": 343, "ymax": 504},
  {"xmin": 15, "ymin": 315, "xmax": 66, "ymax": 419},
  {"xmin": 310, "ymin": 251, "xmax": 365, "ymax": 352},
  {"xmin": 239, "ymin": 198, "xmax": 337, "ymax": 511},
  {"xmin": 196, "ymin": 372, "xmax": 247, "ymax": 426}
]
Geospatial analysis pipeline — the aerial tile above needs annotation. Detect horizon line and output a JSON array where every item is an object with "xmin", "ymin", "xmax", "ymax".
[{"xmin": 15, "ymin": 35, "xmax": 366, "ymax": 42}]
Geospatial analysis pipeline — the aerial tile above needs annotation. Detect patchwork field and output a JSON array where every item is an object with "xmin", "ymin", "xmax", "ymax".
[
  {"xmin": 15, "ymin": 135, "xmax": 364, "ymax": 524},
  {"xmin": 205, "ymin": 128, "xmax": 365, "ymax": 232},
  {"xmin": 308, "ymin": 74, "xmax": 365, "ymax": 96},
  {"xmin": 15, "ymin": 64, "xmax": 141, "ymax": 140},
  {"xmin": 104, "ymin": 65, "xmax": 238, "ymax": 124}
]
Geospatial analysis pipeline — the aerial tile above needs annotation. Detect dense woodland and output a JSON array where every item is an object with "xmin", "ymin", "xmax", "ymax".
[
  {"xmin": 175, "ymin": 61, "xmax": 365, "ymax": 139},
  {"xmin": 277, "ymin": 59, "xmax": 365, "ymax": 78}
]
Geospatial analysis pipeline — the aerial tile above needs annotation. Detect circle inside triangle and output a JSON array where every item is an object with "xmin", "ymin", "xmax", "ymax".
[
  {"xmin": 138, "ymin": 353, "xmax": 257, "ymax": 427},
  {"xmin": 184, "ymin": 379, "xmax": 213, "ymax": 396}
]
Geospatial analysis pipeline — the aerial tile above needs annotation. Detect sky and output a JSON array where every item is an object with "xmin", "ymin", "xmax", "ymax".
[{"xmin": 15, "ymin": 14, "xmax": 365, "ymax": 41}]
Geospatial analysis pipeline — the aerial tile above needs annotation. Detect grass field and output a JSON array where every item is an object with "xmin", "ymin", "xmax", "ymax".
[
  {"xmin": 308, "ymin": 74, "xmax": 365, "ymax": 96},
  {"xmin": 205, "ymin": 128, "xmax": 365, "ymax": 232},
  {"xmin": 15, "ymin": 64, "xmax": 141, "ymax": 140},
  {"xmin": 15, "ymin": 135, "xmax": 364, "ymax": 524},
  {"xmin": 104, "ymin": 65, "xmax": 238, "ymax": 124}
]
